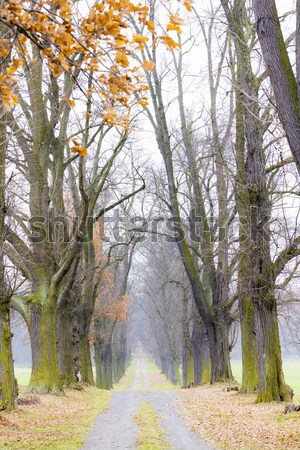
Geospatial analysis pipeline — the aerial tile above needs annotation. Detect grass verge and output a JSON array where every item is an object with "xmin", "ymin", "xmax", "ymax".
[
  {"xmin": 0, "ymin": 386, "xmax": 111, "ymax": 450},
  {"xmin": 231, "ymin": 359, "xmax": 300, "ymax": 396},
  {"xmin": 133, "ymin": 402, "xmax": 170, "ymax": 450},
  {"xmin": 179, "ymin": 383, "xmax": 300, "ymax": 450}
]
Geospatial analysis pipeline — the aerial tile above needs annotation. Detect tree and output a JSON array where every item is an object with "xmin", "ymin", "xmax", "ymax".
[
  {"xmin": 0, "ymin": 9, "xmax": 16, "ymax": 409},
  {"xmin": 133, "ymin": 239, "xmax": 183, "ymax": 385},
  {"xmin": 92, "ymin": 216, "xmax": 135, "ymax": 389},
  {"xmin": 252, "ymin": 0, "xmax": 300, "ymax": 175},
  {"xmin": 130, "ymin": 0, "xmax": 238, "ymax": 382},
  {"xmin": 0, "ymin": 0, "xmax": 190, "ymax": 396},
  {"xmin": 220, "ymin": 0, "xmax": 295, "ymax": 402}
]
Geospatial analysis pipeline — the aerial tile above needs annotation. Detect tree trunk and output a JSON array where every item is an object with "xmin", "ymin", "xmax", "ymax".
[
  {"xmin": 57, "ymin": 303, "xmax": 79, "ymax": 387},
  {"xmin": 168, "ymin": 352, "xmax": 181, "ymax": 385},
  {"xmin": 254, "ymin": 297, "xmax": 293, "ymax": 402},
  {"xmin": 233, "ymin": 34, "xmax": 259, "ymax": 394},
  {"xmin": 182, "ymin": 291, "xmax": 194, "ymax": 388},
  {"xmin": 95, "ymin": 341, "xmax": 113, "ymax": 390},
  {"xmin": 112, "ymin": 327, "xmax": 127, "ymax": 383},
  {"xmin": 79, "ymin": 240, "xmax": 95, "ymax": 385},
  {"xmin": 239, "ymin": 296, "xmax": 258, "ymax": 393},
  {"xmin": 94, "ymin": 317, "xmax": 115, "ymax": 390},
  {"xmin": 192, "ymin": 316, "xmax": 211, "ymax": 385},
  {"xmin": 28, "ymin": 303, "xmax": 60, "ymax": 393},
  {"xmin": 207, "ymin": 320, "xmax": 232, "ymax": 382},
  {"xmin": 182, "ymin": 345, "xmax": 194, "ymax": 388},
  {"xmin": 0, "ymin": 306, "xmax": 17, "ymax": 409},
  {"xmin": 79, "ymin": 330, "xmax": 94, "ymax": 385}
]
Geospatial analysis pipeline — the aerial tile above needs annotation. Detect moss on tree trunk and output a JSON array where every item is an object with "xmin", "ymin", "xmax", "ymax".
[
  {"xmin": 0, "ymin": 306, "xmax": 17, "ymax": 410},
  {"xmin": 192, "ymin": 318, "xmax": 211, "ymax": 385},
  {"xmin": 28, "ymin": 303, "xmax": 61, "ymax": 394},
  {"xmin": 254, "ymin": 298, "xmax": 293, "ymax": 402},
  {"xmin": 95, "ymin": 341, "xmax": 113, "ymax": 390},
  {"xmin": 240, "ymin": 297, "xmax": 259, "ymax": 393},
  {"xmin": 79, "ymin": 333, "xmax": 94, "ymax": 385},
  {"xmin": 57, "ymin": 305, "xmax": 79, "ymax": 387}
]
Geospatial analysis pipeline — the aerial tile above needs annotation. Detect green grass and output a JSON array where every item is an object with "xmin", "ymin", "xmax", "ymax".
[
  {"xmin": 14, "ymin": 367, "xmax": 31, "ymax": 386},
  {"xmin": 114, "ymin": 362, "xmax": 137, "ymax": 390},
  {"xmin": 231, "ymin": 359, "xmax": 300, "ymax": 401},
  {"xmin": 133, "ymin": 402, "xmax": 170, "ymax": 450},
  {"xmin": 115, "ymin": 357, "xmax": 176, "ymax": 391},
  {"xmin": 281, "ymin": 361, "xmax": 300, "ymax": 396}
]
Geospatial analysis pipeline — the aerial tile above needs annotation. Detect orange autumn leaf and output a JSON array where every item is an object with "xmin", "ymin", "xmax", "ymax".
[
  {"xmin": 69, "ymin": 138, "xmax": 88, "ymax": 157},
  {"xmin": 167, "ymin": 14, "xmax": 183, "ymax": 34},
  {"xmin": 64, "ymin": 97, "xmax": 76, "ymax": 107},
  {"xmin": 101, "ymin": 106, "xmax": 118, "ymax": 122},
  {"xmin": 146, "ymin": 20, "xmax": 155, "ymax": 33},
  {"xmin": 115, "ymin": 52, "xmax": 129, "ymax": 68},
  {"xmin": 142, "ymin": 60, "xmax": 154, "ymax": 71},
  {"xmin": 161, "ymin": 35, "xmax": 181, "ymax": 49},
  {"xmin": 138, "ymin": 98, "xmax": 149, "ymax": 107},
  {"xmin": 6, "ymin": 58, "xmax": 23, "ymax": 74},
  {"xmin": 133, "ymin": 34, "xmax": 149, "ymax": 44},
  {"xmin": 184, "ymin": 0, "xmax": 193, "ymax": 12}
]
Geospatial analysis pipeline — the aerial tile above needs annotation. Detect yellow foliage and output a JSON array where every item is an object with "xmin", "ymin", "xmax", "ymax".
[
  {"xmin": 0, "ymin": 0, "xmax": 191, "ymax": 126},
  {"xmin": 6, "ymin": 58, "xmax": 23, "ymax": 74},
  {"xmin": 161, "ymin": 35, "xmax": 181, "ymax": 49},
  {"xmin": 146, "ymin": 20, "xmax": 155, "ymax": 33},
  {"xmin": 64, "ymin": 98, "xmax": 76, "ymax": 107},
  {"xmin": 138, "ymin": 98, "xmax": 149, "ymax": 107},
  {"xmin": 0, "ymin": 79, "xmax": 18, "ymax": 111},
  {"xmin": 142, "ymin": 60, "xmax": 154, "ymax": 72},
  {"xmin": 69, "ymin": 139, "xmax": 88, "ymax": 157},
  {"xmin": 101, "ymin": 106, "xmax": 118, "ymax": 122},
  {"xmin": 133, "ymin": 34, "xmax": 149, "ymax": 48},
  {"xmin": 116, "ymin": 52, "xmax": 129, "ymax": 68},
  {"xmin": 184, "ymin": 0, "xmax": 193, "ymax": 12}
]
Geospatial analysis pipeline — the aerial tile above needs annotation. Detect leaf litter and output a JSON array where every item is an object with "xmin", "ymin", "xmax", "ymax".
[{"xmin": 178, "ymin": 384, "xmax": 300, "ymax": 450}]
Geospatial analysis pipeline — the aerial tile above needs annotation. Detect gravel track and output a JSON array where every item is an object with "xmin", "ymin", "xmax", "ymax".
[{"xmin": 81, "ymin": 359, "xmax": 213, "ymax": 450}]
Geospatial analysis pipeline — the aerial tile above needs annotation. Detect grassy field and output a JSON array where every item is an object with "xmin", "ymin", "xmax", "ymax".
[
  {"xmin": 14, "ymin": 367, "xmax": 31, "ymax": 386},
  {"xmin": 231, "ymin": 359, "xmax": 300, "ymax": 398}
]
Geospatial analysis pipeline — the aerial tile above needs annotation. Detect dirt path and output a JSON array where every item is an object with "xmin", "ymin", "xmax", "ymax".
[{"xmin": 81, "ymin": 358, "xmax": 213, "ymax": 450}]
